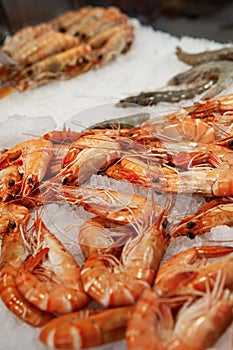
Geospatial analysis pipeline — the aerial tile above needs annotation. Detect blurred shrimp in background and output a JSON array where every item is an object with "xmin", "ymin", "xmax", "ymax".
[{"xmin": 0, "ymin": 0, "xmax": 233, "ymax": 42}]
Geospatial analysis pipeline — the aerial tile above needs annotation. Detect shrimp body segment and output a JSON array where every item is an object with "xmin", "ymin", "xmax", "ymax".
[
  {"xmin": 15, "ymin": 219, "xmax": 90, "ymax": 314},
  {"xmin": 127, "ymin": 277, "xmax": 233, "ymax": 350},
  {"xmin": 128, "ymin": 117, "xmax": 216, "ymax": 144},
  {"xmin": 60, "ymin": 186, "xmax": 162, "ymax": 224},
  {"xmin": 0, "ymin": 265, "xmax": 53, "ymax": 327},
  {"xmin": 39, "ymin": 306, "xmax": 134, "ymax": 349},
  {"xmin": 16, "ymin": 31, "xmax": 80, "ymax": 65},
  {"xmin": 0, "ymin": 228, "xmax": 53, "ymax": 326},
  {"xmin": 165, "ymin": 168, "xmax": 233, "ymax": 197},
  {"xmin": 154, "ymin": 245, "xmax": 233, "ymax": 297},
  {"xmin": 81, "ymin": 211, "xmax": 169, "ymax": 307}
]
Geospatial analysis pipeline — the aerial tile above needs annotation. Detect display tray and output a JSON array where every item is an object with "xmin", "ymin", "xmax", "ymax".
[
  {"xmin": 0, "ymin": 18, "xmax": 233, "ymax": 350},
  {"xmin": 1, "ymin": 108, "xmax": 233, "ymax": 350}
]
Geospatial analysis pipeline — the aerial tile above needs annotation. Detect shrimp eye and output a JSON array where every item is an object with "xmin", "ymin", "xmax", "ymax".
[
  {"xmin": 162, "ymin": 219, "xmax": 170, "ymax": 235},
  {"xmin": 8, "ymin": 193, "xmax": 14, "ymax": 200},
  {"xmin": 154, "ymin": 190, "xmax": 162, "ymax": 195},
  {"xmin": 187, "ymin": 232, "xmax": 195, "ymax": 240},
  {"xmin": 152, "ymin": 177, "xmax": 160, "ymax": 183},
  {"xmin": 227, "ymin": 139, "xmax": 233, "ymax": 148},
  {"xmin": 8, "ymin": 221, "xmax": 16, "ymax": 229},
  {"xmin": 8, "ymin": 179, "xmax": 15, "ymax": 186},
  {"xmin": 187, "ymin": 221, "xmax": 195, "ymax": 229},
  {"xmin": 162, "ymin": 219, "xmax": 169, "ymax": 228},
  {"xmin": 27, "ymin": 177, "xmax": 33, "ymax": 184},
  {"xmin": 62, "ymin": 177, "xmax": 68, "ymax": 185}
]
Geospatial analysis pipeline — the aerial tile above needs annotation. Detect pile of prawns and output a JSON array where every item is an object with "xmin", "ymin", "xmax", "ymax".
[
  {"xmin": 1, "ymin": 93, "xmax": 233, "ymax": 350},
  {"xmin": 0, "ymin": 5, "xmax": 134, "ymax": 98}
]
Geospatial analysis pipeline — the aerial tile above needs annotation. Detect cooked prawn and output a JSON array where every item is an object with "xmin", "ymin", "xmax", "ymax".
[
  {"xmin": 0, "ymin": 201, "xmax": 30, "ymax": 235},
  {"xmin": 78, "ymin": 216, "xmax": 136, "ymax": 259},
  {"xmin": 15, "ymin": 218, "xmax": 90, "ymax": 314},
  {"xmin": 127, "ymin": 272, "xmax": 233, "ymax": 350},
  {"xmin": 39, "ymin": 306, "xmax": 134, "ymax": 349},
  {"xmin": 0, "ymin": 226, "xmax": 53, "ymax": 326},
  {"xmin": 0, "ymin": 165, "xmax": 21, "ymax": 200},
  {"xmin": 164, "ymin": 167, "xmax": 233, "ymax": 196},
  {"xmin": 154, "ymin": 245, "xmax": 233, "ymax": 298},
  {"xmin": 59, "ymin": 186, "xmax": 163, "ymax": 225},
  {"xmin": 171, "ymin": 198, "xmax": 233, "ymax": 238},
  {"xmin": 0, "ymin": 137, "xmax": 54, "ymax": 196},
  {"xmin": 60, "ymin": 134, "xmax": 121, "ymax": 185},
  {"xmin": 81, "ymin": 209, "xmax": 169, "ymax": 307}
]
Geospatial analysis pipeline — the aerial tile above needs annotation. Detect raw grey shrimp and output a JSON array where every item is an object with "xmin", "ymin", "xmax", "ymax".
[
  {"xmin": 171, "ymin": 198, "xmax": 233, "ymax": 238},
  {"xmin": 118, "ymin": 82, "xmax": 214, "ymax": 107},
  {"xmin": 39, "ymin": 306, "xmax": 134, "ymax": 349},
  {"xmin": 15, "ymin": 218, "xmax": 90, "ymax": 314},
  {"xmin": 139, "ymin": 93, "xmax": 233, "ymax": 125},
  {"xmin": 81, "ymin": 209, "xmax": 169, "ymax": 307},
  {"xmin": 168, "ymin": 60, "xmax": 233, "ymax": 100},
  {"xmin": 176, "ymin": 45, "xmax": 233, "ymax": 66},
  {"xmin": 127, "ymin": 273, "xmax": 233, "ymax": 350},
  {"xmin": 118, "ymin": 61, "xmax": 233, "ymax": 107},
  {"xmin": 0, "ymin": 225, "xmax": 53, "ymax": 326}
]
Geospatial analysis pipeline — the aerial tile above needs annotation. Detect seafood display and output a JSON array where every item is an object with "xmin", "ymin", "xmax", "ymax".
[
  {"xmin": 0, "ymin": 6, "xmax": 134, "ymax": 97},
  {"xmin": 0, "ymin": 93, "xmax": 233, "ymax": 349}
]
